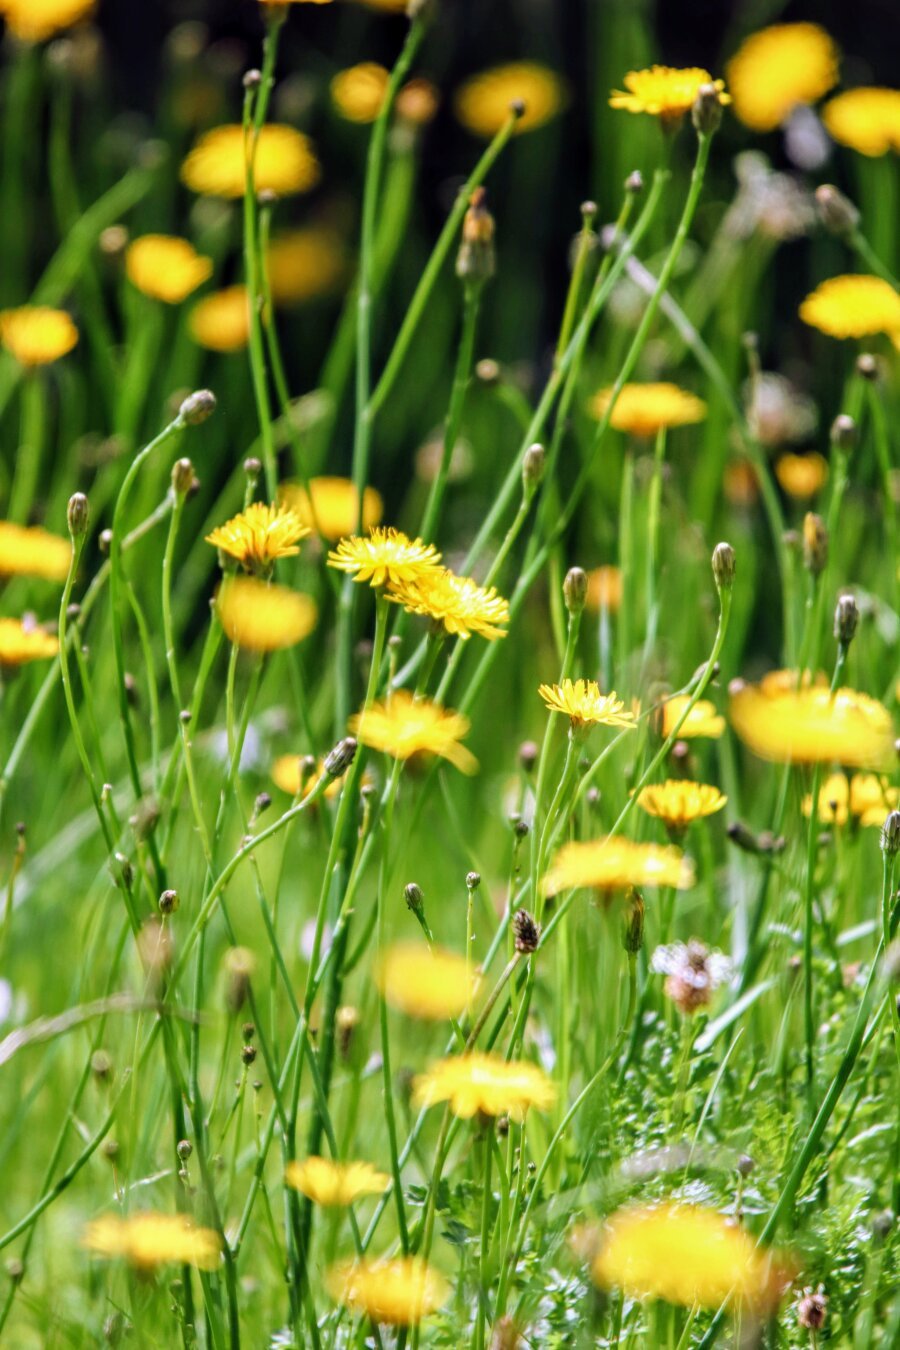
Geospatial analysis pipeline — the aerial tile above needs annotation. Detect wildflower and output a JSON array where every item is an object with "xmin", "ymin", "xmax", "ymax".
[
  {"xmin": 797, "ymin": 1284, "xmax": 829, "ymax": 1332},
  {"xmin": 386, "ymin": 569, "xmax": 509, "ymax": 640},
  {"xmin": 0, "ymin": 307, "xmax": 78, "ymax": 366},
  {"xmin": 585, "ymin": 565, "xmax": 622, "ymax": 614},
  {"xmin": 413, "ymin": 1052, "xmax": 556, "ymax": 1120},
  {"xmin": 285, "ymin": 1157, "xmax": 389, "ymax": 1206},
  {"xmin": 331, "ymin": 62, "xmax": 389, "ymax": 123},
  {"xmin": 326, "ymin": 1257, "xmax": 449, "ymax": 1325},
  {"xmin": 542, "ymin": 837, "xmax": 695, "ymax": 897},
  {"xmin": 82, "ymin": 1212, "xmax": 222, "ymax": 1272},
  {"xmin": 216, "ymin": 577, "xmax": 317, "ymax": 651},
  {"xmin": 456, "ymin": 188, "xmax": 496, "ymax": 285},
  {"xmin": 610, "ymin": 67, "xmax": 729, "ymax": 126},
  {"xmin": 0, "ymin": 522, "xmax": 71, "ymax": 582},
  {"xmin": 265, "ymin": 228, "xmax": 346, "ymax": 306},
  {"xmin": 181, "ymin": 124, "xmax": 320, "ymax": 198},
  {"xmin": 396, "ymin": 78, "xmax": 440, "ymax": 126},
  {"xmin": 328, "ymin": 527, "xmax": 441, "ymax": 588},
  {"xmin": 271, "ymin": 754, "xmax": 352, "ymax": 801},
  {"xmin": 454, "ymin": 62, "xmax": 565, "ymax": 138},
  {"xmin": 726, "ymin": 24, "xmax": 839, "ymax": 132},
  {"xmin": 661, "ymin": 695, "xmax": 725, "ymax": 740},
  {"xmin": 0, "ymin": 0, "xmax": 95, "ymax": 42},
  {"xmin": 206, "ymin": 503, "xmax": 308, "ymax": 573},
  {"xmin": 775, "ymin": 452, "xmax": 828, "ymax": 499},
  {"xmin": 651, "ymin": 939, "xmax": 731, "ymax": 1013},
  {"xmin": 729, "ymin": 679, "xmax": 895, "ymax": 770},
  {"xmin": 349, "ymin": 691, "xmax": 477, "ymax": 773},
  {"xmin": 636, "ymin": 780, "xmax": 727, "ymax": 830},
  {"xmin": 188, "ymin": 286, "xmax": 252, "ymax": 352},
  {"xmin": 803, "ymin": 772, "xmax": 899, "ymax": 827},
  {"xmin": 125, "ymin": 236, "xmax": 213, "ymax": 304},
  {"xmin": 823, "ymin": 88, "xmax": 900, "ymax": 157},
  {"xmin": 377, "ymin": 942, "xmax": 478, "ymax": 1019},
  {"xmin": 539, "ymin": 680, "xmax": 636, "ymax": 731},
  {"xmin": 799, "ymin": 275, "xmax": 900, "ymax": 340},
  {"xmin": 279, "ymin": 478, "xmax": 383, "ymax": 541},
  {"xmin": 745, "ymin": 372, "xmax": 817, "ymax": 447},
  {"xmin": 0, "ymin": 619, "xmax": 59, "ymax": 666},
  {"xmin": 589, "ymin": 383, "xmax": 707, "ymax": 437}
]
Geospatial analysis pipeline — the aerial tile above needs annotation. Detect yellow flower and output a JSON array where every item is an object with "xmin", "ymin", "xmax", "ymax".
[
  {"xmin": 454, "ymin": 62, "xmax": 566, "ymax": 138},
  {"xmin": 413, "ymin": 1052, "xmax": 556, "ymax": 1120},
  {"xmin": 589, "ymin": 383, "xmax": 707, "ymax": 437},
  {"xmin": 0, "ymin": 0, "xmax": 95, "ymax": 42},
  {"xmin": 189, "ymin": 286, "xmax": 251, "ymax": 352},
  {"xmin": 265, "ymin": 229, "xmax": 347, "ymax": 306},
  {"xmin": 585, "ymin": 565, "xmax": 622, "ymax": 615},
  {"xmin": 0, "ymin": 306, "xmax": 78, "ymax": 366},
  {"xmin": 272, "ymin": 754, "xmax": 343, "ymax": 801},
  {"xmin": 775, "ymin": 452, "xmax": 828, "ymax": 500},
  {"xmin": 822, "ymin": 88, "xmax": 900, "ymax": 157},
  {"xmin": 216, "ymin": 577, "xmax": 317, "ymax": 652},
  {"xmin": 635, "ymin": 780, "xmax": 727, "ymax": 829},
  {"xmin": 349, "ymin": 690, "xmax": 477, "ymax": 773},
  {"xmin": 802, "ymin": 771, "xmax": 899, "ymax": 826},
  {"xmin": 609, "ymin": 67, "xmax": 729, "ymax": 124},
  {"xmin": 538, "ymin": 679, "xmax": 636, "ymax": 731},
  {"xmin": 279, "ymin": 478, "xmax": 383, "ymax": 542},
  {"xmin": 799, "ymin": 275, "xmax": 900, "ymax": 340},
  {"xmin": 396, "ymin": 78, "xmax": 440, "ymax": 127},
  {"xmin": 326, "ymin": 1257, "xmax": 449, "ymax": 1326},
  {"xmin": 723, "ymin": 459, "xmax": 760, "ymax": 508},
  {"xmin": 125, "ymin": 235, "xmax": 213, "ymax": 304},
  {"xmin": 386, "ymin": 569, "xmax": 509, "ymax": 641},
  {"xmin": 661, "ymin": 695, "xmax": 725, "ymax": 740},
  {"xmin": 82, "ymin": 1212, "xmax": 222, "ymax": 1272},
  {"xmin": 331, "ymin": 62, "xmax": 390, "ymax": 123},
  {"xmin": 726, "ymin": 24, "xmax": 839, "ymax": 132},
  {"xmin": 206, "ymin": 502, "xmax": 309, "ymax": 573},
  {"xmin": 377, "ymin": 942, "xmax": 479, "ymax": 1020},
  {"xmin": 327, "ymin": 527, "xmax": 441, "ymax": 588},
  {"xmin": 181, "ymin": 124, "xmax": 320, "ymax": 199},
  {"xmin": 0, "ymin": 618, "xmax": 59, "ymax": 666},
  {"xmin": 0, "ymin": 522, "xmax": 71, "ymax": 582},
  {"xmin": 592, "ymin": 1203, "xmax": 787, "ymax": 1311},
  {"xmin": 285, "ymin": 1157, "xmax": 389, "ymax": 1206},
  {"xmin": 542, "ymin": 837, "xmax": 695, "ymax": 897},
  {"xmin": 730, "ymin": 679, "xmax": 895, "ymax": 769}
]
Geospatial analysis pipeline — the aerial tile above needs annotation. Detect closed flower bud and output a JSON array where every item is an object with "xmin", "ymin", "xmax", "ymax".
[
  {"xmin": 67, "ymin": 492, "xmax": 90, "ymax": 539},
  {"xmin": 625, "ymin": 170, "xmax": 643, "ymax": 195},
  {"xmin": 519, "ymin": 740, "xmax": 538, "ymax": 772},
  {"xmin": 622, "ymin": 887, "xmax": 644, "ymax": 954},
  {"xmin": 711, "ymin": 541, "xmax": 736, "ymax": 592},
  {"xmin": 802, "ymin": 512, "xmax": 828, "ymax": 575},
  {"xmin": 466, "ymin": 871, "xmax": 481, "ymax": 891},
  {"xmin": 159, "ymin": 887, "xmax": 179, "ymax": 914},
  {"xmin": 881, "ymin": 810, "xmax": 900, "ymax": 857},
  {"xmin": 242, "ymin": 69, "xmax": 262, "ymax": 91},
  {"xmin": 244, "ymin": 456, "xmax": 262, "ymax": 480},
  {"xmin": 456, "ymin": 187, "xmax": 496, "ymax": 285},
  {"xmin": 177, "ymin": 1138, "xmax": 193, "ymax": 1160},
  {"xmin": 830, "ymin": 413, "xmax": 856, "ymax": 453},
  {"xmin": 856, "ymin": 353, "xmax": 878, "ymax": 382},
  {"xmin": 834, "ymin": 592, "xmax": 858, "ymax": 648},
  {"xmin": 241, "ymin": 1043, "xmax": 257, "ymax": 1066},
  {"xmin": 563, "ymin": 566, "xmax": 588, "ymax": 615},
  {"xmin": 171, "ymin": 457, "xmax": 194, "ymax": 496},
  {"xmin": 337, "ymin": 1005, "xmax": 360, "ymax": 1061},
  {"xmin": 513, "ymin": 908, "xmax": 541, "ymax": 954},
  {"xmin": 815, "ymin": 184, "xmax": 860, "ymax": 237},
  {"xmin": 692, "ymin": 82, "xmax": 723, "ymax": 136},
  {"xmin": 323, "ymin": 736, "xmax": 357, "ymax": 779},
  {"xmin": 99, "ymin": 528, "xmax": 113, "ymax": 555},
  {"xmin": 522, "ymin": 442, "xmax": 545, "ymax": 499},
  {"xmin": 404, "ymin": 882, "xmax": 425, "ymax": 918},
  {"xmin": 178, "ymin": 389, "xmax": 216, "ymax": 426}
]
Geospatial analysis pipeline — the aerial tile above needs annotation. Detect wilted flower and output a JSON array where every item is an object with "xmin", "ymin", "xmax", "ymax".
[
  {"xmin": 823, "ymin": 88, "xmax": 900, "ymax": 157},
  {"xmin": 799, "ymin": 275, "xmax": 900, "ymax": 340},
  {"xmin": 279, "ymin": 478, "xmax": 383, "ymax": 542},
  {"xmin": 0, "ymin": 307, "xmax": 78, "ymax": 366},
  {"xmin": 325, "ymin": 1258, "xmax": 449, "ymax": 1325},
  {"xmin": 726, "ymin": 24, "xmax": 839, "ymax": 131},
  {"xmin": 285, "ymin": 1157, "xmax": 389, "ymax": 1206},
  {"xmin": 0, "ymin": 522, "xmax": 71, "ymax": 582},
  {"xmin": 636, "ymin": 780, "xmax": 727, "ymax": 830},
  {"xmin": 538, "ymin": 679, "xmax": 636, "ymax": 731},
  {"xmin": 542, "ymin": 837, "xmax": 694, "ymax": 896},
  {"xmin": 82, "ymin": 1212, "xmax": 222, "ymax": 1271},
  {"xmin": 590, "ymin": 383, "xmax": 707, "ymax": 437},
  {"xmin": 377, "ymin": 942, "xmax": 479, "ymax": 1020},
  {"xmin": 349, "ymin": 691, "xmax": 477, "ymax": 773},
  {"xmin": 125, "ymin": 235, "xmax": 213, "ymax": 304},
  {"xmin": 651, "ymin": 939, "xmax": 731, "ymax": 1013},
  {"xmin": 189, "ymin": 286, "xmax": 252, "ymax": 352},
  {"xmin": 216, "ymin": 576, "xmax": 317, "ymax": 651},
  {"xmin": 730, "ymin": 678, "xmax": 895, "ymax": 769},
  {"xmin": 454, "ymin": 62, "xmax": 565, "ymax": 137},
  {"xmin": 413, "ymin": 1052, "xmax": 556, "ymax": 1120},
  {"xmin": 181, "ymin": 124, "xmax": 320, "ymax": 198},
  {"xmin": 387, "ymin": 568, "xmax": 509, "ymax": 640},
  {"xmin": 206, "ymin": 502, "xmax": 308, "ymax": 573},
  {"xmin": 328, "ymin": 527, "xmax": 441, "ymax": 588}
]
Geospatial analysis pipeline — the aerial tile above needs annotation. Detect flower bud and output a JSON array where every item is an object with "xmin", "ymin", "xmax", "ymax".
[
  {"xmin": 856, "ymin": 353, "xmax": 878, "ymax": 382},
  {"xmin": 834, "ymin": 592, "xmax": 858, "ymax": 649},
  {"xmin": 242, "ymin": 69, "xmax": 262, "ymax": 91},
  {"xmin": 456, "ymin": 187, "xmax": 495, "ymax": 285},
  {"xmin": 404, "ymin": 882, "xmax": 424, "ymax": 919},
  {"xmin": 513, "ymin": 908, "xmax": 541, "ymax": 954},
  {"xmin": 802, "ymin": 512, "xmax": 828, "ymax": 575},
  {"xmin": 323, "ymin": 736, "xmax": 357, "ymax": 779},
  {"xmin": 797, "ymin": 1286, "xmax": 828, "ymax": 1332},
  {"xmin": 466, "ymin": 871, "xmax": 481, "ymax": 891},
  {"xmin": 711, "ymin": 541, "xmax": 736, "ymax": 592},
  {"xmin": 476, "ymin": 358, "xmax": 500, "ymax": 384},
  {"xmin": 563, "ymin": 566, "xmax": 588, "ymax": 615},
  {"xmin": 171, "ymin": 457, "xmax": 194, "ymax": 497},
  {"xmin": 815, "ymin": 184, "xmax": 860, "ymax": 237},
  {"xmin": 522, "ymin": 443, "xmax": 545, "ymax": 499},
  {"xmin": 178, "ymin": 389, "xmax": 216, "ymax": 426},
  {"xmin": 337, "ymin": 1005, "xmax": 360, "ymax": 1061},
  {"xmin": 881, "ymin": 810, "xmax": 900, "ymax": 857},
  {"xmin": 519, "ymin": 740, "xmax": 538, "ymax": 772},
  {"xmin": 625, "ymin": 170, "xmax": 643, "ymax": 195},
  {"xmin": 692, "ymin": 83, "xmax": 723, "ymax": 136},
  {"xmin": 159, "ymin": 888, "xmax": 179, "ymax": 915},
  {"xmin": 67, "ymin": 492, "xmax": 89, "ymax": 539},
  {"xmin": 830, "ymin": 413, "xmax": 856, "ymax": 453},
  {"xmin": 622, "ymin": 887, "xmax": 644, "ymax": 954}
]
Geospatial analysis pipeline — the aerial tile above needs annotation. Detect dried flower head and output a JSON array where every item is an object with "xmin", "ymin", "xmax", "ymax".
[
  {"xmin": 799, "ymin": 275, "xmax": 900, "ymax": 340},
  {"xmin": 823, "ymin": 88, "xmax": 900, "ymax": 157},
  {"xmin": 651, "ymin": 938, "xmax": 731, "ymax": 1013},
  {"xmin": 377, "ymin": 942, "xmax": 478, "ymax": 1020},
  {"xmin": 745, "ymin": 371, "xmax": 817, "ymax": 447},
  {"xmin": 189, "ymin": 286, "xmax": 252, "ymax": 352},
  {"xmin": 181, "ymin": 124, "xmax": 320, "ymax": 198},
  {"xmin": 216, "ymin": 576, "xmax": 317, "ymax": 651},
  {"xmin": 349, "ymin": 691, "xmax": 477, "ymax": 773},
  {"xmin": 264, "ymin": 228, "xmax": 346, "ymax": 306},
  {"xmin": 590, "ymin": 383, "xmax": 707, "ymax": 437},
  {"xmin": 797, "ymin": 1284, "xmax": 828, "ymax": 1331},
  {"xmin": 610, "ymin": 67, "xmax": 729, "ymax": 126},
  {"xmin": 726, "ymin": 24, "xmax": 839, "ymax": 132},
  {"xmin": 660, "ymin": 695, "xmax": 725, "ymax": 740},
  {"xmin": 331, "ymin": 62, "xmax": 389, "ymax": 123},
  {"xmin": 730, "ymin": 678, "xmax": 895, "ymax": 769},
  {"xmin": 387, "ymin": 568, "xmax": 509, "ymax": 640},
  {"xmin": 0, "ymin": 618, "xmax": 59, "ymax": 666},
  {"xmin": 542, "ymin": 837, "xmax": 694, "ymax": 897},
  {"xmin": 1, "ymin": 0, "xmax": 95, "ymax": 42},
  {"xmin": 279, "ymin": 478, "xmax": 383, "ymax": 542},
  {"xmin": 538, "ymin": 679, "xmax": 636, "ymax": 731},
  {"xmin": 413, "ymin": 1052, "xmax": 556, "ymax": 1120},
  {"xmin": 775, "ymin": 452, "xmax": 828, "ymax": 499},
  {"xmin": 636, "ymin": 780, "xmax": 727, "ymax": 830},
  {"xmin": 285, "ymin": 1157, "xmax": 389, "ymax": 1206},
  {"xmin": 82, "ymin": 1212, "xmax": 222, "ymax": 1271},
  {"xmin": 0, "ymin": 522, "xmax": 71, "ymax": 582},
  {"xmin": 206, "ymin": 502, "xmax": 308, "ymax": 573},
  {"xmin": 325, "ymin": 1257, "xmax": 449, "ymax": 1325},
  {"xmin": 0, "ymin": 306, "xmax": 78, "ymax": 366},
  {"xmin": 125, "ymin": 235, "xmax": 213, "ymax": 304},
  {"xmin": 455, "ymin": 62, "xmax": 566, "ymax": 137},
  {"xmin": 328, "ymin": 527, "xmax": 441, "ymax": 588},
  {"xmin": 585, "ymin": 565, "xmax": 622, "ymax": 614}
]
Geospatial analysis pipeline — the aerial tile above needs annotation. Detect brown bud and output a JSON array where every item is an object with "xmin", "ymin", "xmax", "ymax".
[
  {"xmin": 178, "ymin": 389, "xmax": 216, "ymax": 426},
  {"xmin": 802, "ymin": 512, "xmax": 828, "ymax": 575},
  {"xmin": 513, "ymin": 908, "xmax": 541, "ymax": 953}
]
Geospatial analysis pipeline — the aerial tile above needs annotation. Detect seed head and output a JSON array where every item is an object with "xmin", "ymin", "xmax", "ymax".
[
  {"xmin": 178, "ymin": 389, "xmax": 216, "ymax": 426},
  {"xmin": 513, "ymin": 908, "xmax": 541, "ymax": 954}
]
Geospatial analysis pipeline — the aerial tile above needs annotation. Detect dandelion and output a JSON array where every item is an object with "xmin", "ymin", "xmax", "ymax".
[
  {"xmin": 271, "ymin": 754, "xmax": 348, "ymax": 801},
  {"xmin": 802, "ymin": 771, "xmax": 850, "ymax": 825},
  {"xmin": 651, "ymin": 939, "xmax": 731, "ymax": 1013},
  {"xmin": 799, "ymin": 275, "xmax": 900, "ymax": 340},
  {"xmin": 125, "ymin": 235, "xmax": 213, "ymax": 304},
  {"xmin": 265, "ymin": 229, "xmax": 346, "ymax": 306},
  {"xmin": 0, "ymin": 0, "xmax": 95, "ymax": 42},
  {"xmin": 331, "ymin": 63, "xmax": 390, "ymax": 123},
  {"xmin": 730, "ymin": 678, "xmax": 895, "ymax": 769},
  {"xmin": 609, "ymin": 67, "xmax": 729, "ymax": 126},
  {"xmin": 589, "ymin": 383, "xmax": 707, "ymax": 437},
  {"xmin": 585, "ymin": 565, "xmax": 622, "ymax": 614},
  {"xmin": 181, "ymin": 124, "xmax": 320, "ymax": 199},
  {"xmin": 636, "ymin": 780, "xmax": 727, "ymax": 829},
  {"xmin": 377, "ymin": 942, "xmax": 478, "ymax": 1020},
  {"xmin": 0, "ymin": 619, "xmax": 59, "ymax": 666},
  {"xmin": 386, "ymin": 569, "xmax": 509, "ymax": 640},
  {"xmin": 413, "ymin": 1052, "xmax": 556, "ymax": 1120},
  {"xmin": 0, "ymin": 522, "xmax": 72, "ymax": 583},
  {"xmin": 454, "ymin": 62, "xmax": 566, "ymax": 138},
  {"xmin": 327, "ymin": 527, "xmax": 441, "ymax": 588},
  {"xmin": 188, "ymin": 286, "xmax": 252, "ymax": 352},
  {"xmin": 285, "ymin": 1157, "xmax": 389, "ymax": 1206},
  {"xmin": 802, "ymin": 771, "xmax": 899, "ymax": 826},
  {"xmin": 823, "ymin": 88, "xmax": 900, "ymax": 157},
  {"xmin": 82, "ymin": 1212, "xmax": 222, "ymax": 1272},
  {"xmin": 661, "ymin": 695, "xmax": 725, "ymax": 740},
  {"xmin": 216, "ymin": 576, "xmax": 317, "ymax": 651},
  {"xmin": 326, "ymin": 1257, "xmax": 449, "ymax": 1325},
  {"xmin": 206, "ymin": 503, "xmax": 308, "ymax": 573},
  {"xmin": 726, "ymin": 24, "xmax": 839, "ymax": 132},
  {"xmin": 0, "ymin": 307, "xmax": 78, "ymax": 366},
  {"xmin": 279, "ymin": 478, "xmax": 383, "ymax": 541},
  {"xmin": 542, "ymin": 837, "xmax": 694, "ymax": 897},
  {"xmin": 539, "ymin": 679, "xmax": 636, "ymax": 732},
  {"xmin": 775, "ymin": 452, "xmax": 828, "ymax": 499},
  {"xmin": 349, "ymin": 690, "xmax": 477, "ymax": 773}
]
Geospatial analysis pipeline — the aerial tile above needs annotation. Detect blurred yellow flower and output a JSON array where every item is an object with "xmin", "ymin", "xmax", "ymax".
[
  {"xmin": 328, "ymin": 526, "xmax": 441, "ymax": 588},
  {"xmin": 0, "ymin": 522, "xmax": 71, "ymax": 582},
  {"xmin": 542, "ymin": 837, "xmax": 694, "ymax": 896},
  {"xmin": 455, "ymin": 62, "xmax": 565, "ymax": 138},
  {"xmin": 539, "ymin": 679, "xmax": 636, "ymax": 731},
  {"xmin": 0, "ymin": 0, "xmax": 95, "ymax": 42},
  {"xmin": 413, "ymin": 1052, "xmax": 556, "ymax": 1120},
  {"xmin": 349, "ymin": 690, "xmax": 477, "ymax": 773},
  {"xmin": 775, "ymin": 452, "xmax": 828, "ymax": 499},
  {"xmin": 181, "ymin": 124, "xmax": 320, "ymax": 199},
  {"xmin": 216, "ymin": 577, "xmax": 317, "ymax": 651},
  {"xmin": 377, "ymin": 942, "xmax": 478, "ymax": 1019},
  {"xmin": 206, "ymin": 503, "xmax": 309, "ymax": 573},
  {"xmin": 590, "ymin": 383, "xmax": 707, "ymax": 437},
  {"xmin": 802, "ymin": 771, "xmax": 899, "ymax": 826},
  {"xmin": 0, "ymin": 306, "xmax": 78, "ymax": 366},
  {"xmin": 799, "ymin": 275, "xmax": 900, "ymax": 340},
  {"xmin": 396, "ymin": 78, "xmax": 440, "ymax": 126},
  {"xmin": 661, "ymin": 695, "xmax": 725, "ymax": 740},
  {"xmin": 265, "ymin": 228, "xmax": 347, "ymax": 306},
  {"xmin": 285, "ymin": 1157, "xmax": 389, "ymax": 1206},
  {"xmin": 726, "ymin": 24, "xmax": 839, "ymax": 132},
  {"xmin": 585, "ymin": 565, "xmax": 622, "ymax": 614},
  {"xmin": 0, "ymin": 619, "xmax": 59, "ymax": 665},
  {"xmin": 636, "ymin": 780, "xmax": 727, "ymax": 828},
  {"xmin": 730, "ymin": 679, "xmax": 895, "ymax": 769},
  {"xmin": 82, "ymin": 1212, "xmax": 222, "ymax": 1272},
  {"xmin": 823, "ymin": 88, "xmax": 900, "ymax": 157},
  {"xmin": 331, "ymin": 62, "xmax": 390, "ymax": 123},
  {"xmin": 386, "ymin": 569, "xmax": 509, "ymax": 640},
  {"xmin": 610, "ymin": 67, "xmax": 729, "ymax": 124},
  {"xmin": 723, "ymin": 459, "xmax": 760, "ymax": 508},
  {"xmin": 279, "ymin": 478, "xmax": 383, "ymax": 541},
  {"xmin": 326, "ymin": 1257, "xmax": 449, "ymax": 1325},
  {"xmin": 125, "ymin": 235, "xmax": 212, "ymax": 304},
  {"xmin": 189, "ymin": 286, "xmax": 252, "ymax": 352},
  {"xmin": 273, "ymin": 754, "xmax": 337, "ymax": 800}
]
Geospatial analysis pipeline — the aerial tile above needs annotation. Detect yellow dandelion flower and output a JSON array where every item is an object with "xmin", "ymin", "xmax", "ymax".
[
  {"xmin": 188, "ymin": 286, "xmax": 252, "ymax": 352},
  {"xmin": 823, "ymin": 88, "xmax": 900, "ymax": 157},
  {"xmin": 377, "ymin": 942, "xmax": 479, "ymax": 1020},
  {"xmin": 730, "ymin": 679, "xmax": 895, "ymax": 769},
  {"xmin": 396, "ymin": 78, "xmax": 440, "ymax": 126},
  {"xmin": 585, "ymin": 565, "xmax": 622, "ymax": 615},
  {"xmin": 775, "ymin": 452, "xmax": 828, "ymax": 500},
  {"xmin": 206, "ymin": 502, "xmax": 309, "ymax": 573},
  {"xmin": 279, "ymin": 478, "xmax": 383, "ymax": 542},
  {"xmin": 0, "ymin": 306, "xmax": 78, "ymax": 366},
  {"xmin": 413, "ymin": 1052, "xmax": 556, "ymax": 1120},
  {"xmin": 802, "ymin": 771, "xmax": 899, "ymax": 826},
  {"xmin": 758, "ymin": 667, "xmax": 827, "ymax": 697},
  {"xmin": 273, "ymin": 754, "xmax": 339, "ymax": 801},
  {"xmin": 589, "ymin": 383, "xmax": 707, "ymax": 437},
  {"xmin": 327, "ymin": 526, "xmax": 441, "ymax": 588},
  {"xmin": 592, "ymin": 1203, "xmax": 788, "ymax": 1312},
  {"xmin": 610, "ymin": 67, "xmax": 729, "ymax": 125},
  {"xmin": 454, "ymin": 62, "xmax": 566, "ymax": 138},
  {"xmin": 181, "ymin": 124, "xmax": 320, "ymax": 199},
  {"xmin": 386, "ymin": 568, "xmax": 509, "ymax": 641},
  {"xmin": 125, "ymin": 235, "xmax": 213, "ymax": 304},
  {"xmin": 265, "ymin": 228, "xmax": 346, "ymax": 306},
  {"xmin": 349, "ymin": 690, "xmax": 477, "ymax": 774},
  {"xmin": 661, "ymin": 695, "xmax": 725, "ymax": 740},
  {"xmin": 216, "ymin": 577, "xmax": 317, "ymax": 652},
  {"xmin": 726, "ymin": 24, "xmax": 839, "ymax": 132},
  {"xmin": 635, "ymin": 780, "xmax": 727, "ymax": 829},
  {"xmin": 285, "ymin": 1157, "xmax": 389, "ymax": 1206},
  {"xmin": 802, "ymin": 771, "xmax": 850, "ymax": 825},
  {"xmin": 326, "ymin": 1257, "xmax": 449, "ymax": 1326},
  {"xmin": 331, "ymin": 62, "xmax": 390, "ymax": 124},
  {"xmin": 0, "ymin": 522, "xmax": 71, "ymax": 582},
  {"xmin": 0, "ymin": 618, "xmax": 59, "ymax": 666},
  {"xmin": 542, "ymin": 836, "xmax": 695, "ymax": 897},
  {"xmin": 538, "ymin": 679, "xmax": 636, "ymax": 731},
  {"xmin": 799, "ymin": 275, "xmax": 900, "ymax": 340},
  {"xmin": 82, "ymin": 1212, "xmax": 222, "ymax": 1272},
  {"xmin": 0, "ymin": 0, "xmax": 95, "ymax": 42}
]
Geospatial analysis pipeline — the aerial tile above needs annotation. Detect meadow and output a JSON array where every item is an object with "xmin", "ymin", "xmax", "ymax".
[{"xmin": 0, "ymin": 0, "xmax": 899, "ymax": 1345}]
